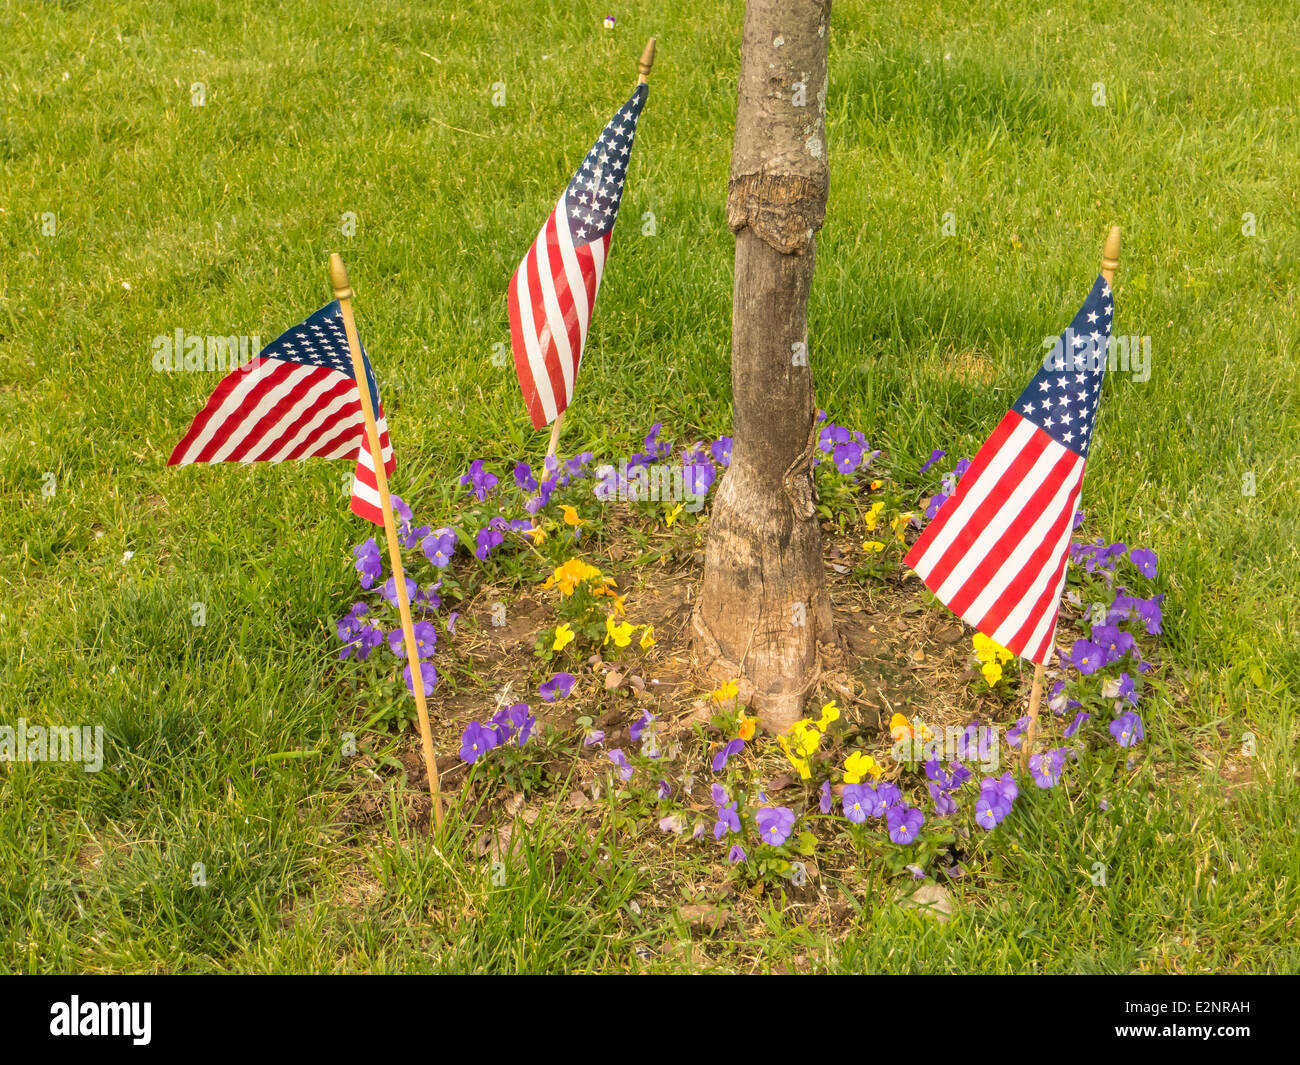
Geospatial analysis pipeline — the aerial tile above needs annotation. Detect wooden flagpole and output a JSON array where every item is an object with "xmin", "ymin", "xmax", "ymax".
[
  {"xmin": 544, "ymin": 39, "xmax": 655, "ymax": 462},
  {"xmin": 330, "ymin": 253, "xmax": 445, "ymax": 828},
  {"xmin": 1022, "ymin": 225, "xmax": 1121, "ymax": 773}
]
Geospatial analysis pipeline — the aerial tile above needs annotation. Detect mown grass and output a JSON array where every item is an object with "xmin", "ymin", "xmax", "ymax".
[{"xmin": 1, "ymin": 0, "xmax": 1297, "ymax": 972}]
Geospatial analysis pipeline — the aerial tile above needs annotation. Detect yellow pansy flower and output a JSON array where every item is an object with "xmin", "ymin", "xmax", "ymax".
[
  {"xmin": 665, "ymin": 502, "xmax": 685, "ymax": 527},
  {"xmin": 559, "ymin": 505, "xmax": 583, "ymax": 527},
  {"xmin": 864, "ymin": 501, "xmax": 885, "ymax": 532},
  {"xmin": 816, "ymin": 700, "xmax": 840, "ymax": 730},
  {"xmin": 861, "ymin": 539, "xmax": 885, "ymax": 553},
  {"xmin": 524, "ymin": 525, "xmax": 547, "ymax": 545},
  {"xmin": 543, "ymin": 558, "xmax": 602, "ymax": 597},
  {"xmin": 889, "ymin": 712, "xmax": 934, "ymax": 743},
  {"xmin": 777, "ymin": 735, "xmax": 812, "ymax": 780},
  {"xmin": 711, "ymin": 679, "xmax": 740, "ymax": 704},
  {"xmin": 785, "ymin": 720, "xmax": 822, "ymax": 760},
  {"xmin": 736, "ymin": 710, "xmax": 756, "ymax": 741},
  {"xmin": 891, "ymin": 512, "xmax": 915, "ymax": 542},
  {"xmin": 981, "ymin": 661, "xmax": 1003, "ymax": 687},
  {"xmin": 603, "ymin": 614, "xmax": 633, "ymax": 648},
  {"xmin": 639, "ymin": 625, "xmax": 655, "ymax": 650},
  {"xmin": 972, "ymin": 632, "xmax": 1014, "ymax": 665},
  {"xmin": 552, "ymin": 623, "xmax": 575, "ymax": 652},
  {"xmin": 843, "ymin": 751, "xmax": 881, "ymax": 784}
]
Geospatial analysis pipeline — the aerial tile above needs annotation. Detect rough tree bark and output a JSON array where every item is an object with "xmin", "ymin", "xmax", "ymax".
[{"xmin": 692, "ymin": 0, "xmax": 840, "ymax": 730}]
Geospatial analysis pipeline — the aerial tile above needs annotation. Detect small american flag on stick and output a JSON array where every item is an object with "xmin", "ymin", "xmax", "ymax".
[
  {"xmin": 508, "ymin": 41, "xmax": 653, "ymax": 433},
  {"xmin": 905, "ymin": 243, "xmax": 1119, "ymax": 665},
  {"xmin": 167, "ymin": 301, "xmax": 395, "ymax": 525}
]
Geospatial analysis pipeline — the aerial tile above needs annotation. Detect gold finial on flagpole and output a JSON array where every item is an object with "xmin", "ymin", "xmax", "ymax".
[
  {"xmin": 638, "ymin": 37, "xmax": 656, "ymax": 84},
  {"xmin": 1101, "ymin": 225, "xmax": 1121, "ymax": 285},
  {"xmin": 329, "ymin": 252, "xmax": 354, "ymax": 301}
]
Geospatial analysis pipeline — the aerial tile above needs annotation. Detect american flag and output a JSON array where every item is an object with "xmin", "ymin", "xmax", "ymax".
[
  {"xmin": 509, "ymin": 82, "xmax": 648, "ymax": 429},
  {"xmin": 904, "ymin": 276, "xmax": 1115, "ymax": 664},
  {"xmin": 167, "ymin": 301, "xmax": 395, "ymax": 525}
]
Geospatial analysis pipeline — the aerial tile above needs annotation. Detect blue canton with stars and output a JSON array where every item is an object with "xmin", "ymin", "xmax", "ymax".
[
  {"xmin": 1011, "ymin": 275, "xmax": 1115, "ymax": 458},
  {"xmin": 563, "ymin": 83, "xmax": 647, "ymax": 247},
  {"xmin": 259, "ymin": 301, "xmax": 382, "ymax": 416}
]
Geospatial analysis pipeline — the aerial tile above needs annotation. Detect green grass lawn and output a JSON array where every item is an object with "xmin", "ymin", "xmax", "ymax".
[{"xmin": 2, "ymin": 0, "xmax": 1297, "ymax": 973}]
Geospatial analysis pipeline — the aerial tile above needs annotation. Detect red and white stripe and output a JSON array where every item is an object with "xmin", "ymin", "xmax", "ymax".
[
  {"xmin": 167, "ymin": 361, "xmax": 394, "ymax": 526},
  {"xmin": 508, "ymin": 190, "xmax": 609, "ymax": 430},
  {"xmin": 904, "ymin": 411, "xmax": 1086, "ymax": 665}
]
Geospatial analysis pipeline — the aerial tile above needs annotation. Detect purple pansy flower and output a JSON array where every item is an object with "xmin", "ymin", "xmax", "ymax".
[
  {"xmin": 629, "ymin": 711, "xmax": 655, "ymax": 742},
  {"xmin": 1069, "ymin": 638, "xmax": 1106, "ymax": 675},
  {"xmin": 1129, "ymin": 547, "xmax": 1158, "ymax": 578},
  {"xmin": 459, "ymin": 721, "xmax": 498, "ymax": 763},
  {"xmin": 1101, "ymin": 671, "xmax": 1137, "ymax": 706},
  {"xmin": 1028, "ymin": 748, "xmax": 1066, "ymax": 788},
  {"xmin": 387, "ymin": 620, "xmax": 437, "ymax": 659},
  {"xmin": 711, "ymin": 737, "xmax": 744, "ymax": 772},
  {"xmin": 381, "ymin": 574, "xmax": 417, "ymax": 607},
  {"xmin": 833, "ymin": 439, "xmax": 865, "ymax": 474},
  {"xmin": 919, "ymin": 448, "xmax": 947, "ymax": 474},
  {"xmin": 474, "ymin": 524, "xmax": 504, "ymax": 561},
  {"xmin": 513, "ymin": 461, "xmax": 538, "ymax": 493},
  {"xmin": 460, "ymin": 459, "xmax": 499, "ymax": 502},
  {"xmin": 819, "ymin": 779, "xmax": 832, "ymax": 815},
  {"xmin": 403, "ymin": 660, "xmax": 438, "ymax": 697},
  {"xmin": 1091, "ymin": 624, "xmax": 1136, "ymax": 664},
  {"xmin": 728, "ymin": 844, "xmax": 747, "ymax": 864},
  {"xmin": 352, "ymin": 538, "xmax": 383, "ymax": 589},
  {"xmin": 607, "ymin": 748, "xmax": 634, "ymax": 781},
  {"xmin": 710, "ymin": 436, "xmax": 733, "ymax": 467},
  {"xmin": 539, "ymin": 672, "xmax": 577, "ymax": 702},
  {"xmin": 886, "ymin": 805, "xmax": 924, "ymax": 845},
  {"xmin": 756, "ymin": 806, "xmax": 796, "ymax": 847},
  {"xmin": 1064, "ymin": 710, "xmax": 1091, "ymax": 739},
  {"xmin": 928, "ymin": 782, "xmax": 958, "ymax": 816},
  {"xmin": 1110, "ymin": 711, "xmax": 1144, "ymax": 748},
  {"xmin": 422, "ymin": 527, "xmax": 457, "ymax": 567},
  {"xmin": 713, "ymin": 800, "xmax": 740, "ymax": 840},
  {"xmin": 842, "ymin": 783, "xmax": 870, "ymax": 824}
]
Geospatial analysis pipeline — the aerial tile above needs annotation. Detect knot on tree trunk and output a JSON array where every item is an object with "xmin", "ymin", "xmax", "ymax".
[{"xmin": 727, "ymin": 171, "xmax": 828, "ymax": 255}]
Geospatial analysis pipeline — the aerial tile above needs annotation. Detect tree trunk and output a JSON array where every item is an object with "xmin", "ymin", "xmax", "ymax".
[{"xmin": 693, "ymin": 0, "xmax": 838, "ymax": 730}]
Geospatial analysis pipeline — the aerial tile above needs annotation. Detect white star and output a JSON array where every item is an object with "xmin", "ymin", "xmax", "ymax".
[
  {"xmin": 1022, "ymin": 402, "xmax": 1035, "ymax": 414},
  {"xmin": 1087, "ymin": 311, "xmax": 1098, "ymax": 323},
  {"xmin": 1102, "ymin": 284, "xmax": 1111, "ymax": 298},
  {"xmin": 1039, "ymin": 380, "xmax": 1050, "ymax": 392}
]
